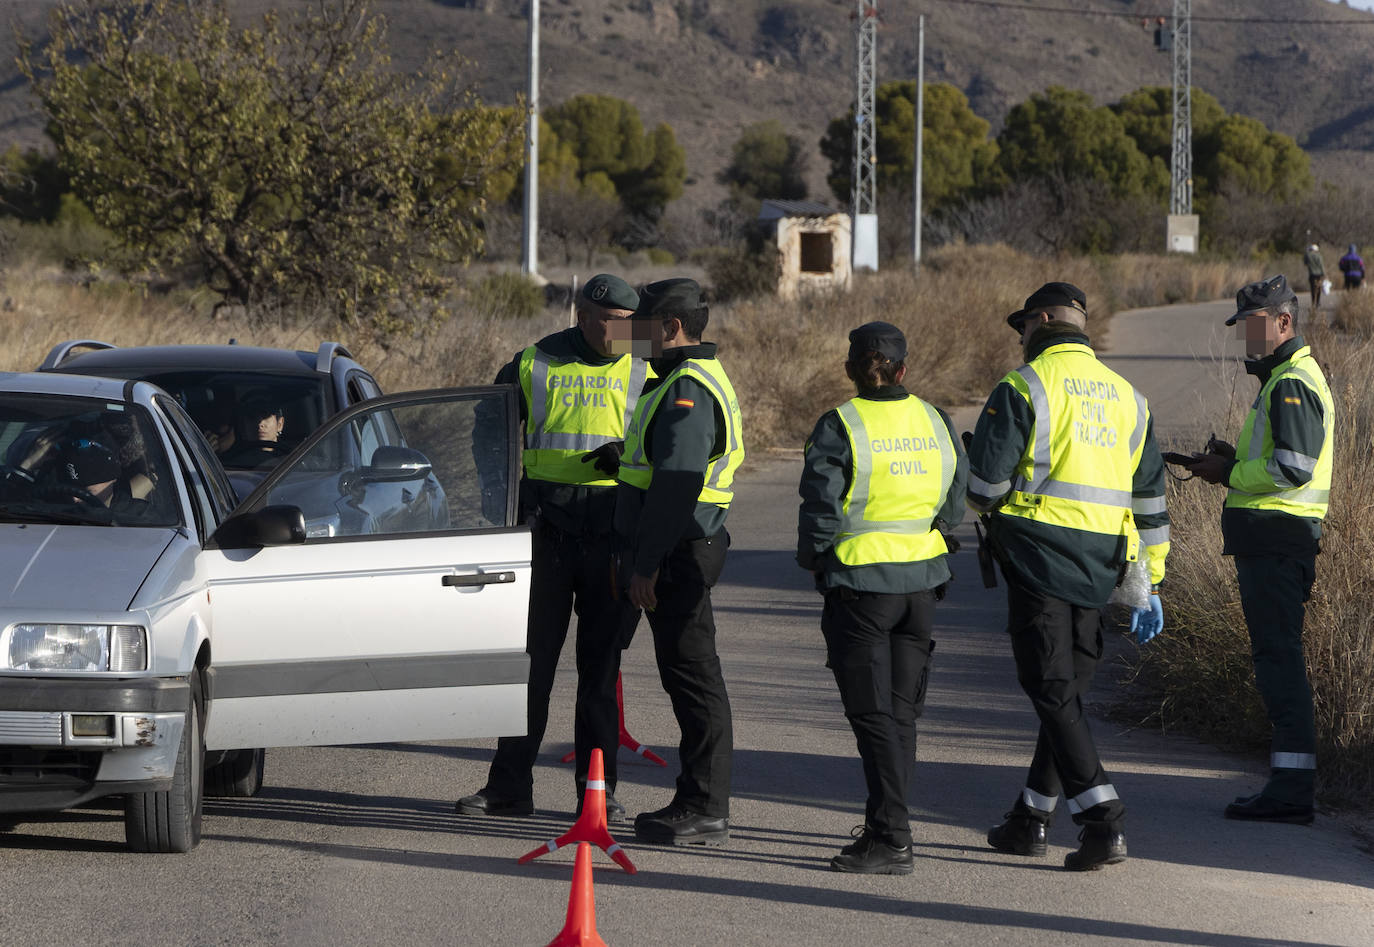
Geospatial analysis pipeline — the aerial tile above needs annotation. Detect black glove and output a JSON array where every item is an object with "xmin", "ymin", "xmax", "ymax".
[
  {"xmin": 942, "ymin": 533, "xmax": 961, "ymax": 554},
  {"xmin": 580, "ymin": 441, "xmax": 624, "ymax": 477},
  {"xmin": 961, "ymin": 430, "xmax": 974, "ymax": 452}
]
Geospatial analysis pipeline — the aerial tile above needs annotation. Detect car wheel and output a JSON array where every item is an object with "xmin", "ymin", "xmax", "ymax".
[
  {"xmin": 205, "ymin": 747, "xmax": 265, "ymax": 798},
  {"xmin": 124, "ymin": 674, "xmax": 204, "ymax": 853}
]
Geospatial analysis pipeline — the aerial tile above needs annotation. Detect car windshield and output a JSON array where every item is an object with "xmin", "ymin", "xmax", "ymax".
[
  {"xmin": 0, "ymin": 394, "xmax": 180, "ymax": 528},
  {"xmin": 96, "ymin": 370, "xmax": 329, "ymax": 474}
]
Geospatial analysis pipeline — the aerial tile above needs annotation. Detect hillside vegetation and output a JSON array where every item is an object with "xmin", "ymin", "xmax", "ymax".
[{"xmin": 3, "ymin": 0, "xmax": 1374, "ymax": 217}]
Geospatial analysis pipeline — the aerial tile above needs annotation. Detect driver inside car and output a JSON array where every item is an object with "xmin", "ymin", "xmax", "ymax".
[{"xmin": 2, "ymin": 435, "xmax": 150, "ymax": 519}]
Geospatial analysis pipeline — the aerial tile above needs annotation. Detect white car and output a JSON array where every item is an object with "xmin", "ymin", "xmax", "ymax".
[{"xmin": 0, "ymin": 372, "xmax": 530, "ymax": 852}]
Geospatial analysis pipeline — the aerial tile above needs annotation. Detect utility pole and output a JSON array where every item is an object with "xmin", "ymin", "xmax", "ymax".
[
  {"xmin": 912, "ymin": 13, "xmax": 924, "ymax": 271},
  {"xmin": 1165, "ymin": 0, "xmax": 1198, "ymax": 252},
  {"xmin": 521, "ymin": 0, "xmax": 540, "ymax": 278},
  {"xmin": 852, "ymin": 1, "xmax": 878, "ymax": 272}
]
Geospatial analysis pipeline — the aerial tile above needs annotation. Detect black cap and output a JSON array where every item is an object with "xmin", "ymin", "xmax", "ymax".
[
  {"xmin": 580, "ymin": 273, "xmax": 639, "ymax": 312},
  {"xmin": 632, "ymin": 278, "xmax": 704, "ymax": 320},
  {"xmin": 1006, "ymin": 281, "xmax": 1088, "ymax": 329},
  {"xmin": 1226, "ymin": 274, "xmax": 1297, "ymax": 326},
  {"xmin": 848, "ymin": 321, "xmax": 907, "ymax": 361},
  {"xmin": 58, "ymin": 438, "xmax": 121, "ymax": 486}
]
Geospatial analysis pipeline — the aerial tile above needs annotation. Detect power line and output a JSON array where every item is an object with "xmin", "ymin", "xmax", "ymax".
[{"xmin": 924, "ymin": 0, "xmax": 1374, "ymax": 26}]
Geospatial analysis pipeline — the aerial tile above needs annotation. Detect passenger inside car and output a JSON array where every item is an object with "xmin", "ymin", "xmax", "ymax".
[{"xmin": 219, "ymin": 396, "xmax": 291, "ymax": 468}]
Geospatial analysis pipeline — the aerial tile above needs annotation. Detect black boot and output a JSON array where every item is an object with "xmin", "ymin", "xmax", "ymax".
[
  {"xmin": 1063, "ymin": 825, "xmax": 1126, "ymax": 871},
  {"xmin": 454, "ymin": 787, "xmax": 534, "ymax": 816},
  {"xmin": 1224, "ymin": 794, "xmax": 1314, "ymax": 825},
  {"xmin": 987, "ymin": 811, "xmax": 1048, "ymax": 857},
  {"xmin": 829, "ymin": 826, "xmax": 914, "ymax": 875},
  {"xmin": 633, "ymin": 803, "xmax": 729, "ymax": 847}
]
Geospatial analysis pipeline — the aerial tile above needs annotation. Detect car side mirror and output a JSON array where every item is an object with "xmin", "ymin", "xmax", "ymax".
[
  {"xmin": 360, "ymin": 445, "xmax": 433, "ymax": 483},
  {"xmin": 211, "ymin": 504, "xmax": 307, "ymax": 549}
]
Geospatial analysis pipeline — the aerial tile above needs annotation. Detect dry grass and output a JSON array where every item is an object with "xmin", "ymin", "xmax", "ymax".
[{"xmin": 1125, "ymin": 322, "xmax": 1374, "ymax": 808}]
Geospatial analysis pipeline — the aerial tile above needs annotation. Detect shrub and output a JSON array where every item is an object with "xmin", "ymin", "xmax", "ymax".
[{"xmin": 472, "ymin": 272, "xmax": 545, "ymax": 319}]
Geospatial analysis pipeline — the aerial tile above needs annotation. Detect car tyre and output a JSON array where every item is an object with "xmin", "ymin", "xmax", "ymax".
[
  {"xmin": 124, "ymin": 674, "xmax": 204, "ymax": 853},
  {"xmin": 205, "ymin": 747, "xmax": 265, "ymax": 798}
]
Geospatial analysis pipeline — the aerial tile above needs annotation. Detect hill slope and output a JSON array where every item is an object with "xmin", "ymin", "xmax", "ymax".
[{"xmin": 2, "ymin": 0, "xmax": 1372, "ymax": 215}]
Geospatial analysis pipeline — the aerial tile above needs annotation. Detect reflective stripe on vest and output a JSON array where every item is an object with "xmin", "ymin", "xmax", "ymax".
[
  {"xmin": 519, "ymin": 346, "xmax": 648, "ymax": 486},
  {"xmin": 618, "ymin": 358, "xmax": 745, "ymax": 507},
  {"xmin": 998, "ymin": 343, "xmax": 1150, "ymax": 555},
  {"xmin": 833, "ymin": 395, "xmax": 954, "ymax": 566},
  {"xmin": 1225, "ymin": 347, "xmax": 1333, "ymax": 517}
]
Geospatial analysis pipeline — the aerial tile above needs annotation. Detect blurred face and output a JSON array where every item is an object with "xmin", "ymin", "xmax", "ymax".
[
  {"xmin": 1235, "ymin": 309, "xmax": 1289, "ymax": 358},
  {"xmin": 613, "ymin": 317, "xmax": 678, "ymax": 358},
  {"xmin": 577, "ymin": 303, "xmax": 635, "ymax": 357}
]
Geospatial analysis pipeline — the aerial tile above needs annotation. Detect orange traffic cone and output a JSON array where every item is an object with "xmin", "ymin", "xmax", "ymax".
[
  {"xmin": 519, "ymin": 748, "xmax": 637, "ymax": 874},
  {"xmin": 545, "ymin": 842, "xmax": 608, "ymax": 947},
  {"xmin": 561, "ymin": 673, "xmax": 667, "ymax": 768}
]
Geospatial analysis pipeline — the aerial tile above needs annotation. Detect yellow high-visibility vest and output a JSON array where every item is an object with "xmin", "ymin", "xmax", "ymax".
[
  {"xmin": 996, "ymin": 343, "xmax": 1152, "ymax": 568},
  {"xmin": 833, "ymin": 395, "xmax": 955, "ymax": 566},
  {"xmin": 619, "ymin": 357, "xmax": 745, "ymax": 507},
  {"xmin": 1225, "ymin": 345, "xmax": 1333, "ymax": 520},
  {"xmin": 518, "ymin": 346, "xmax": 649, "ymax": 486}
]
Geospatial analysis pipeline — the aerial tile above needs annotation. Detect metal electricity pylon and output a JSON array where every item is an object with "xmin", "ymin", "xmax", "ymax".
[
  {"xmin": 852, "ymin": 2, "xmax": 879, "ymax": 270},
  {"xmin": 853, "ymin": 2, "xmax": 877, "ymax": 217},
  {"xmin": 1169, "ymin": 0, "xmax": 1192, "ymax": 216}
]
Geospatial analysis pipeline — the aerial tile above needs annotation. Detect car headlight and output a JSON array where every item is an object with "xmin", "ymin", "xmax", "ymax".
[{"xmin": 4, "ymin": 624, "xmax": 148, "ymax": 672}]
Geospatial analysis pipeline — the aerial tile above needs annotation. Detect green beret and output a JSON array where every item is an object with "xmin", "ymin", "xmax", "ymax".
[
  {"xmin": 632, "ymin": 278, "xmax": 704, "ymax": 320},
  {"xmin": 580, "ymin": 273, "xmax": 639, "ymax": 312}
]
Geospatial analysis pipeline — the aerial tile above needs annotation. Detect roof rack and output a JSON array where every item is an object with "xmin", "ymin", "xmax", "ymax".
[
  {"xmin": 315, "ymin": 342, "xmax": 354, "ymax": 374},
  {"xmin": 39, "ymin": 340, "xmax": 118, "ymax": 371}
]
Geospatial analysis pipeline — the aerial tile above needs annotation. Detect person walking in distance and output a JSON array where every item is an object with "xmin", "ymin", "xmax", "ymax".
[
  {"xmin": 967, "ymin": 282, "xmax": 1170, "ymax": 871},
  {"xmin": 1338, "ymin": 244, "xmax": 1364, "ymax": 290},
  {"xmin": 1184, "ymin": 275, "xmax": 1334, "ymax": 826},
  {"xmin": 797, "ymin": 322, "xmax": 967, "ymax": 874},
  {"xmin": 615, "ymin": 278, "xmax": 744, "ymax": 848},
  {"xmin": 1302, "ymin": 244, "xmax": 1325, "ymax": 313},
  {"xmin": 458, "ymin": 274, "xmax": 646, "ymax": 820}
]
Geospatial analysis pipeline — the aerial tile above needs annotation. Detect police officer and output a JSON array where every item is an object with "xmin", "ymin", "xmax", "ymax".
[
  {"xmin": 1186, "ymin": 275, "xmax": 1333, "ymax": 825},
  {"xmin": 797, "ymin": 322, "xmax": 967, "ymax": 874},
  {"xmin": 615, "ymin": 278, "xmax": 744, "ymax": 847},
  {"xmin": 967, "ymin": 282, "xmax": 1170, "ymax": 871},
  {"xmin": 458, "ymin": 273, "xmax": 647, "ymax": 820}
]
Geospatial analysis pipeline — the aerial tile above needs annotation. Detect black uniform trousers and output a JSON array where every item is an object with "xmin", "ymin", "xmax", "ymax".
[
  {"xmin": 1006, "ymin": 579, "xmax": 1124, "ymax": 828},
  {"xmin": 820, "ymin": 587, "xmax": 936, "ymax": 849},
  {"xmin": 487, "ymin": 521, "xmax": 631, "ymax": 800},
  {"xmin": 1235, "ymin": 554, "xmax": 1318, "ymax": 805},
  {"xmin": 645, "ymin": 529, "xmax": 733, "ymax": 818}
]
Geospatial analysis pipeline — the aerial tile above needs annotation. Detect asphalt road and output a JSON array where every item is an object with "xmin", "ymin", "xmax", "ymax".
[{"xmin": 2, "ymin": 299, "xmax": 1371, "ymax": 946}]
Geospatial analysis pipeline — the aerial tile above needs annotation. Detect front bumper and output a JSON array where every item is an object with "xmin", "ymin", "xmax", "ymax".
[{"xmin": 0, "ymin": 676, "xmax": 189, "ymax": 812}]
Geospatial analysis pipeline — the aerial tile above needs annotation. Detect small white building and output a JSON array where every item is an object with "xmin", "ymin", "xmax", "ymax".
[{"xmin": 758, "ymin": 200, "xmax": 852, "ymax": 300}]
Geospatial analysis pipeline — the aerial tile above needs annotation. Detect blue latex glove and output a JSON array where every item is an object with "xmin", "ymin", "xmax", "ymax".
[{"xmin": 1130, "ymin": 593, "xmax": 1164, "ymax": 644}]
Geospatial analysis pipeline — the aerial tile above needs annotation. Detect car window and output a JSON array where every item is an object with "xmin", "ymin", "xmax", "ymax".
[
  {"xmin": 0, "ymin": 394, "xmax": 181, "ymax": 528},
  {"xmin": 243, "ymin": 388, "xmax": 516, "ymax": 540},
  {"xmin": 92, "ymin": 369, "xmax": 330, "ymax": 474},
  {"xmin": 155, "ymin": 394, "xmax": 236, "ymax": 524},
  {"xmin": 346, "ymin": 372, "xmax": 382, "ymax": 403}
]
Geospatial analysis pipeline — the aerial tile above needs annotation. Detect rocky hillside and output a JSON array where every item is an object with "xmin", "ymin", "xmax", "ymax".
[{"xmin": 2, "ymin": 0, "xmax": 1372, "ymax": 215}]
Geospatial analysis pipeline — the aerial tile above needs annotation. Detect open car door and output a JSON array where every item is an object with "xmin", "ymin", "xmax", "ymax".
[{"xmin": 201, "ymin": 386, "xmax": 530, "ymax": 750}]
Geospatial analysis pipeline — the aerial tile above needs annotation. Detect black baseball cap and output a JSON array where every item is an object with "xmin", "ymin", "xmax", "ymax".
[
  {"xmin": 581, "ymin": 273, "xmax": 639, "ymax": 312},
  {"xmin": 1006, "ymin": 281, "xmax": 1088, "ymax": 330},
  {"xmin": 848, "ymin": 321, "xmax": 907, "ymax": 361},
  {"xmin": 58, "ymin": 438, "xmax": 121, "ymax": 486},
  {"xmin": 1226, "ymin": 274, "xmax": 1297, "ymax": 326}
]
